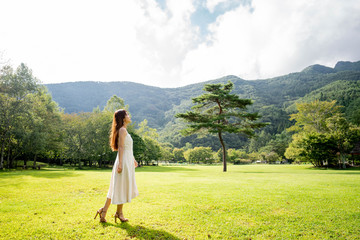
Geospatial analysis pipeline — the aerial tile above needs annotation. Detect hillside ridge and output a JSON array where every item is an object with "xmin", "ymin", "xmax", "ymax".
[{"xmin": 45, "ymin": 60, "xmax": 360, "ymax": 132}]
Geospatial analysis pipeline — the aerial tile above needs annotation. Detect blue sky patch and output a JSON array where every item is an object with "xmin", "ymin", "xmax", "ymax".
[{"xmin": 154, "ymin": 0, "xmax": 252, "ymax": 38}]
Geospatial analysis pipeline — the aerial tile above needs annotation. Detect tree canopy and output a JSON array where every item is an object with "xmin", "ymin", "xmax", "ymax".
[{"xmin": 285, "ymin": 100, "xmax": 360, "ymax": 168}]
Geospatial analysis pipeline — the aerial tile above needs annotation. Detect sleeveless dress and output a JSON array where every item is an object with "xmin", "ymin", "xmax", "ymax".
[{"xmin": 107, "ymin": 133, "xmax": 139, "ymax": 204}]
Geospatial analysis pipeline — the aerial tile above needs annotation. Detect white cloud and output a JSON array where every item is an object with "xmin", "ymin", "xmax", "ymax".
[
  {"xmin": 181, "ymin": 0, "xmax": 360, "ymax": 84},
  {"xmin": 0, "ymin": 0, "xmax": 359, "ymax": 88},
  {"xmin": 134, "ymin": 0, "xmax": 197, "ymax": 85},
  {"xmin": 0, "ymin": 0, "xmax": 145, "ymax": 82}
]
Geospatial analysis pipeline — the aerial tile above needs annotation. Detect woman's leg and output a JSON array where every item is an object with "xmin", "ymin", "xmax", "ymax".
[
  {"xmin": 115, "ymin": 204, "xmax": 129, "ymax": 222},
  {"xmin": 103, "ymin": 198, "xmax": 111, "ymax": 213},
  {"xmin": 100, "ymin": 198, "xmax": 111, "ymax": 219},
  {"xmin": 116, "ymin": 204, "xmax": 124, "ymax": 214},
  {"xmin": 95, "ymin": 198, "xmax": 111, "ymax": 222}
]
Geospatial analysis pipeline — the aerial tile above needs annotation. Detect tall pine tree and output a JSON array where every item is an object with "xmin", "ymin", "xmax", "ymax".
[{"xmin": 176, "ymin": 81, "xmax": 266, "ymax": 172}]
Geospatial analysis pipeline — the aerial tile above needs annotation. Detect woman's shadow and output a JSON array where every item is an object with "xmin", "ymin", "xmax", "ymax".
[{"xmin": 104, "ymin": 222, "xmax": 180, "ymax": 240}]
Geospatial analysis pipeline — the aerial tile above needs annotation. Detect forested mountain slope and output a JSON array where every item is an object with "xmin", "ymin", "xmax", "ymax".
[{"xmin": 45, "ymin": 60, "xmax": 360, "ymax": 149}]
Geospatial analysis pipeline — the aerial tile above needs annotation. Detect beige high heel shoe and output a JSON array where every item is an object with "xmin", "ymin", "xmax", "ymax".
[
  {"xmin": 94, "ymin": 207, "xmax": 107, "ymax": 223},
  {"xmin": 114, "ymin": 212, "xmax": 128, "ymax": 223}
]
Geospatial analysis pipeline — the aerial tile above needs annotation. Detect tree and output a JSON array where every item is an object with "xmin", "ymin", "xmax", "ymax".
[
  {"xmin": 160, "ymin": 144, "xmax": 174, "ymax": 162},
  {"xmin": 0, "ymin": 64, "xmax": 38, "ymax": 169},
  {"xmin": 229, "ymin": 149, "xmax": 248, "ymax": 163},
  {"xmin": 82, "ymin": 108, "xmax": 113, "ymax": 167},
  {"xmin": 22, "ymin": 86, "xmax": 63, "ymax": 168},
  {"xmin": 176, "ymin": 81, "xmax": 266, "ymax": 171},
  {"xmin": 265, "ymin": 151, "xmax": 280, "ymax": 164},
  {"xmin": 131, "ymin": 131, "xmax": 146, "ymax": 165},
  {"xmin": 184, "ymin": 147, "xmax": 214, "ymax": 164},
  {"xmin": 288, "ymin": 100, "xmax": 340, "ymax": 134},
  {"xmin": 61, "ymin": 113, "xmax": 90, "ymax": 167},
  {"xmin": 299, "ymin": 132, "xmax": 336, "ymax": 167},
  {"xmin": 286, "ymin": 100, "xmax": 340, "ymax": 165},
  {"xmin": 103, "ymin": 95, "xmax": 127, "ymax": 113},
  {"xmin": 266, "ymin": 130, "xmax": 292, "ymax": 158},
  {"xmin": 173, "ymin": 148, "xmax": 185, "ymax": 162},
  {"xmin": 248, "ymin": 130, "xmax": 272, "ymax": 153},
  {"xmin": 136, "ymin": 119, "xmax": 159, "ymax": 139},
  {"xmin": 285, "ymin": 100, "xmax": 360, "ymax": 168},
  {"xmin": 325, "ymin": 114, "xmax": 360, "ymax": 168},
  {"xmin": 284, "ymin": 133, "xmax": 306, "ymax": 163},
  {"xmin": 142, "ymin": 136, "xmax": 161, "ymax": 165},
  {"xmin": 248, "ymin": 152, "xmax": 259, "ymax": 162}
]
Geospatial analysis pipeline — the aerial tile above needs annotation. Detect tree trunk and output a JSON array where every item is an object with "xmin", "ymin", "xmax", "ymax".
[
  {"xmin": 7, "ymin": 135, "xmax": 12, "ymax": 168},
  {"xmin": 341, "ymin": 153, "xmax": 346, "ymax": 169},
  {"xmin": 218, "ymin": 131, "xmax": 227, "ymax": 172},
  {"xmin": 33, "ymin": 154, "xmax": 37, "ymax": 169},
  {"xmin": 7, "ymin": 146, "xmax": 11, "ymax": 169},
  {"xmin": 0, "ymin": 140, "xmax": 4, "ymax": 169}
]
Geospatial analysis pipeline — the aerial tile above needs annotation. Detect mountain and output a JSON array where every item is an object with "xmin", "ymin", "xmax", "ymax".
[
  {"xmin": 301, "ymin": 64, "xmax": 335, "ymax": 74},
  {"xmin": 302, "ymin": 61, "xmax": 360, "ymax": 74},
  {"xmin": 45, "ymin": 81, "xmax": 178, "ymax": 128},
  {"xmin": 334, "ymin": 61, "xmax": 360, "ymax": 72},
  {"xmin": 45, "ymin": 60, "xmax": 360, "ymax": 149}
]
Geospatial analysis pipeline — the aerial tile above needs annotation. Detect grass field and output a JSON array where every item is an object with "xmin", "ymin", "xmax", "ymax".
[{"xmin": 1, "ymin": 164, "xmax": 360, "ymax": 239}]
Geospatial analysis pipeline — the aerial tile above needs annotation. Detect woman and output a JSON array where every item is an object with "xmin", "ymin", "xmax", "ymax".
[{"xmin": 94, "ymin": 109, "xmax": 139, "ymax": 223}]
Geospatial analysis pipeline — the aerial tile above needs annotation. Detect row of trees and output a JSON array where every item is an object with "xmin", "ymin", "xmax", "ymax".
[
  {"xmin": 235, "ymin": 101, "xmax": 360, "ymax": 168},
  {"xmin": 150, "ymin": 146, "xmax": 280, "ymax": 165},
  {"xmin": 0, "ymin": 63, "xmax": 167, "ymax": 169}
]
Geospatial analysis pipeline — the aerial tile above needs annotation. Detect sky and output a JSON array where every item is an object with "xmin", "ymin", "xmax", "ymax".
[{"xmin": 1, "ymin": 0, "xmax": 360, "ymax": 88}]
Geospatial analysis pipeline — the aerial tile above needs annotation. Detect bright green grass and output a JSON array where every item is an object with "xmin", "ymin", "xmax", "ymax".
[{"xmin": 1, "ymin": 165, "xmax": 360, "ymax": 239}]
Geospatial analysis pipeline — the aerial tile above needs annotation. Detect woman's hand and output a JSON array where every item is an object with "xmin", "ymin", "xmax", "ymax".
[
  {"xmin": 134, "ymin": 160, "xmax": 138, "ymax": 168},
  {"xmin": 117, "ymin": 165, "xmax": 122, "ymax": 173}
]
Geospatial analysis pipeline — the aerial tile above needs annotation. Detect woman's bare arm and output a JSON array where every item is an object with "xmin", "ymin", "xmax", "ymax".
[
  {"xmin": 117, "ymin": 128, "xmax": 127, "ymax": 173},
  {"xmin": 133, "ymin": 156, "xmax": 138, "ymax": 168}
]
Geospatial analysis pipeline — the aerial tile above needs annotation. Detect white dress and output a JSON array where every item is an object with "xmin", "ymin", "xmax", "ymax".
[{"xmin": 107, "ymin": 133, "xmax": 139, "ymax": 204}]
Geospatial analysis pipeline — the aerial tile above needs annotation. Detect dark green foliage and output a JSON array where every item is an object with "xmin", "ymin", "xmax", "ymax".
[
  {"xmin": 290, "ymin": 80, "xmax": 360, "ymax": 125},
  {"xmin": 300, "ymin": 133, "xmax": 336, "ymax": 167},
  {"xmin": 285, "ymin": 100, "xmax": 360, "ymax": 168},
  {"xmin": 266, "ymin": 131, "xmax": 293, "ymax": 157},
  {"xmin": 301, "ymin": 64, "xmax": 335, "ymax": 74},
  {"xmin": 257, "ymin": 106, "xmax": 292, "ymax": 135},
  {"xmin": 130, "ymin": 131, "xmax": 146, "ymax": 165},
  {"xmin": 185, "ymin": 147, "xmax": 214, "ymax": 164},
  {"xmin": 45, "ymin": 81, "xmax": 177, "ymax": 129},
  {"xmin": 0, "ymin": 63, "xmax": 61, "ymax": 169},
  {"xmin": 177, "ymin": 83, "xmax": 264, "ymax": 135},
  {"xmin": 172, "ymin": 148, "xmax": 185, "ymax": 162},
  {"xmin": 142, "ymin": 137, "xmax": 162, "ymax": 166}
]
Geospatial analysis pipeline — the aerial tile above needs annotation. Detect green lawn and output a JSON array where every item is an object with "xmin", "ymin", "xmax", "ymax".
[{"xmin": 1, "ymin": 165, "xmax": 360, "ymax": 239}]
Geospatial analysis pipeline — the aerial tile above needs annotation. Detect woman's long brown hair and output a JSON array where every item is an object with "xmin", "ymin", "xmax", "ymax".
[{"xmin": 109, "ymin": 109, "xmax": 127, "ymax": 151}]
